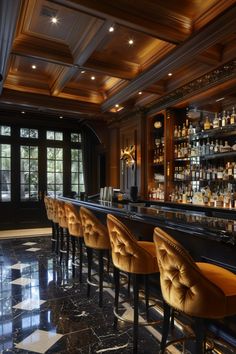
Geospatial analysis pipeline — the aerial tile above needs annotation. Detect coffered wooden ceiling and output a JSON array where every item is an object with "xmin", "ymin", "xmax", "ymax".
[{"xmin": 0, "ymin": 0, "xmax": 236, "ymax": 121}]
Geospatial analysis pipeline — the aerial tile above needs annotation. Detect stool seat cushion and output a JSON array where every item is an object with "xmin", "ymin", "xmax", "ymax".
[
  {"xmin": 107, "ymin": 214, "xmax": 159, "ymax": 275},
  {"xmin": 80, "ymin": 207, "xmax": 111, "ymax": 250},
  {"xmin": 154, "ymin": 227, "xmax": 236, "ymax": 319},
  {"xmin": 64, "ymin": 203, "xmax": 83, "ymax": 238},
  {"xmin": 197, "ymin": 262, "xmax": 236, "ymax": 316}
]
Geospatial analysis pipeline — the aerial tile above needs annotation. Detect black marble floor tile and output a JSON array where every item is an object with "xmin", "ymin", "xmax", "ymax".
[{"xmin": 0, "ymin": 236, "xmax": 160, "ymax": 354}]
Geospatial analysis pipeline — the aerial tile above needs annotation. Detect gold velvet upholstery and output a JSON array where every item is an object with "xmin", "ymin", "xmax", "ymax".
[
  {"xmin": 51, "ymin": 199, "xmax": 59, "ymax": 224},
  {"xmin": 44, "ymin": 195, "xmax": 54, "ymax": 221},
  {"xmin": 64, "ymin": 203, "xmax": 83, "ymax": 238},
  {"xmin": 57, "ymin": 200, "xmax": 68, "ymax": 229},
  {"xmin": 107, "ymin": 214, "xmax": 158, "ymax": 274},
  {"xmin": 80, "ymin": 207, "xmax": 110, "ymax": 250},
  {"xmin": 154, "ymin": 227, "xmax": 236, "ymax": 319}
]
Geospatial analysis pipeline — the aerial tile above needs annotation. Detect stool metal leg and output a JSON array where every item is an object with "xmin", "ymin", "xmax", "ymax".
[
  {"xmin": 98, "ymin": 250, "xmax": 104, "ymax": 307},
  {"xmin": 194, "ymin": 318, "xmax": 205, "ymax": 354},
  {"xmin": 79, "ymin": 237, "xmax": 83, "ymax": 282},
  {"xmin": 133, "ymin": 273, "xmax": 140, "ymax": 354},
  {"xmin": 161, "ymin": 301, "xmax": 171, "ymax": 353},
  {"xmin": 113, "ymin": 266, "xmax": 120, "ymax": 330},
  {"xmin": 144, "ymin": 274, "xmax": 149, "ymax": 321},
  {"xmin": 87, "ymin": 247, "xmax": 93, "ymax": 298},
  {"xmin": 59, "ymin": 227, "xmax": 64, "ymax": 264}
]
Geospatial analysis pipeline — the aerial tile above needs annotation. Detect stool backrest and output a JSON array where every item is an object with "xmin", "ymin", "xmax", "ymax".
[
  {"xmin": 57, "ymin": 199, "xmax": 67, "ymax": 228},
  {"xmin": 80, "ymin": 206, "xmax": 110, "ymax": 249},
  {"xmin": 64, "ymin": 203, "xmax": 83, "ymax": 237},
  {"xmin": 44, "ymin": 195, "xmax": 53, "ymax": 221},
  {"xmin": 153, "ymin": 227, "xmax": 225, "ymax": 318},
  {"xmin": 107, "ymin": 213, "xmax": 157, "ymax": 274}
]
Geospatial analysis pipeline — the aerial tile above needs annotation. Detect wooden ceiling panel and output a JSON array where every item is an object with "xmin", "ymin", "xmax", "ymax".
[{"xmin": 0, "ymin": 0, "xmax": 236, "ymax": 119}]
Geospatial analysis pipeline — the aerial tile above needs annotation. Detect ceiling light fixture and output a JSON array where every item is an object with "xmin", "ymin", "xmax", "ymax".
[
  {"xmin": 31, "ymin": 65, "xmax": 37, "ymax": 70},
  {"xmin": 215, "ymin": 97, "xmax": 225, "ymax": 102},
  {"xmin": 128, "ymin": 39, "xmax": 134, "ymax": 46},
  {"xmin": 168, "ymin": 72, "xmax": 172, "ymax": 76},
  {"xmin": 138, "ymin": 91, "xmax": 142, "ymax": 95},
  {"xmin": 115, "ymin": 104, "xmax": 119, "ymax": 108},
  {"xmin": 81, "ymin": 70, "xmax": 86, "ymax": 74},
  {"xmin": 109, "ymin": 26, "xmax": 114, "ymax": 32},
  {"xmin": 91, "ymin": 76, "xmax": 95, "ymax": 80},
  {"xmin": 51, "ymin": 17, "xmax": 58, "ymax": 24},
  {"xmin": 21, "ymin": 111, "xmax": 25, "ymax": 114},
  {"xmin": 59, "ymin": 115, "xmax": 63, "ymax": 119}
]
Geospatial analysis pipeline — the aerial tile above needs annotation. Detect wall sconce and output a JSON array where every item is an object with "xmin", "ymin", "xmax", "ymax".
[{"xmin": 120, "ymin": 145, "xmax": 135, "ymax": 167}]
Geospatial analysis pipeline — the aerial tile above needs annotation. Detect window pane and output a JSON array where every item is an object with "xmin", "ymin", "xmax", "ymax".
[
  {"xmin": 30, "ymin": 129, "xmax": 38, "ymax": 139},
  {"xmin": 0, "ymin": 126, "xmax": 11, "ymax": 136},
  {"xmin": 71, "ymin": 185, "xmax": 78, "ymax": 193},
  {"xmin": 71, "ymin": 161, "xmax": 78, "ymax": 172},
  {"xmin": 71, "ymin": 149, "xmax": 78, "ymax": 160},
  {"xmin": 47, "ymin": 147, "xmax": 63, "ymax": 197},
  {"xmin": 20, "ymin": 145, "xmax": 38, "ymax": 201},
  {"xmin": 21, "ymin": 146, "xmax": 29, "ymax": 158},
  {"xmin": 0, "ymin": 144, "xmax": 11, "ymax": 202},
  {"xmin": 71, "ymin": 133, "xmax": 81, "ymax": 142},
  {"xmin": 20, "ymin": 128, "xmax": 29, "ymax": 138},
  {"xmin": 46, "ymin": 131, "xmax": 54, "ymax": 140},
  {"xmin": 79, "ymin": 173, "xmax": 84, "ymax": 184},
  {"xmin": 55, "ymin": 132, "xmax": 63, "ymax": 141},
  {"xmin": 47, "ymin": 148, "xmax": 55, "ymax": 159}
]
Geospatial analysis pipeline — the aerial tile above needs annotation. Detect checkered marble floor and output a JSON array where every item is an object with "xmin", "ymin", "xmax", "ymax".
[{"xmin": 0, "ymin": 235, "xmax": 234, "ymax": 353}]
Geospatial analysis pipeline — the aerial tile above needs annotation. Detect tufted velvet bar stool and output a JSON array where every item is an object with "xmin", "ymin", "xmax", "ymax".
[
  {"xmin": 44, "ymin": 195, "xmax": 56, "ymax": 251},
  {"xmin": 107, "ymin": 214, "xmax": 159, "ymax": 354},
  {"xmin": 64, "ymin": 202, "xmax": 84, "ymax": 281},
  {"xmin": 57, "ymin": 199, "xmax": 70, "ymax": 264},
  {"xmin": 80, "ymin": 206, "xmax": 111, "ymax": 307},
  {"xmin": 153, "ymin": 226, "xmax": 236, "ymax": 354}
]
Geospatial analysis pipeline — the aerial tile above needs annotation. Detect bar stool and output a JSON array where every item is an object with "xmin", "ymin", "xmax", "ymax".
[
  {"xmin": 153, "ymin": 227, "xmax": 236, "ymax": 354},
  {"xmin": 64, "ymin": 202, "xmax": 84, "ymax": 281},
  {"xmin": 50, "ymin": 198, "xmax": 60, "ymax": 253},
  {"xmin": 57, "ymin": 199, "xmax": 70, "ymax": 264},
  {"xmin": 44, "ymin": 195, "xmax": 56, "ymax": 251},
  {"xmin": 80, "ymin": 206, "xmax": 111, "ymax": 307},
  {"xmin": 107, "ymin": 214, "xmax": 159, "ymax": 354}
]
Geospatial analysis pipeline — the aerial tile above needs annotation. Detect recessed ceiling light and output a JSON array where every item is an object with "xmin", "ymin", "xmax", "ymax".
[
  {"xmin": 21, "ymin": 111, "xmax": 25, "ymax": 114},
  {"xmin": 51, "ymin": 17, "xmax": 58, "ymax": 24},
  {"xmin": 168, "ymin": 72, "xmax": 172, "ymax": 76},
  {"xmin": 91, "ymin": 76, "xmax": 95, "ymax": 80},
  {"xmin": 109, "ymin": 26, "xmax": 114, "ymax": 32},
  {"xmin": 115, "ymin": 104, "xmax": 119, "ymax": 108},
  {"xmin": 138, "ymin": 91, "xmax": 142, "ymax": 95},
  {"xmin": 31, "ymin": 65, "xmax": 37, "ymax": 70},
  {"xmin": 128, "ymin": 39, "xmax": 134, "ymax": 46},
  {"xmin": 81, "ymin": 70, "xmax": 86, "ymax": 74},
  {"xmin": 59, "ymin": 115, "xmax": 63, "ymax": 119}
]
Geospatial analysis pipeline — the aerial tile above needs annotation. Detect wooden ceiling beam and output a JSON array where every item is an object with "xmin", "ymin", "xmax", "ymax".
[
  {"xmin": 0, "ymin": 88, "xmax": 108, "ymax": 117},
  {"xmin": 51, "ymin": 19, "xmax": 113, "ymax": 96},
  {"xmin": 0, "ymin": 0, "xmax": 22, "ymax": 94},
  {"xmin": 100, "ymin": 5, "xmax": 236, "ymax": 112},
  {"xmin": 48, "ymin": 0, "xmax": 189, "ymax": 44}
]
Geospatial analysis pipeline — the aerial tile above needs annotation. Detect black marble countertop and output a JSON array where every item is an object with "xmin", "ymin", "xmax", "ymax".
[{"xmin": 60, "ymin": 197, "xmax": 236, "ymax": 245}]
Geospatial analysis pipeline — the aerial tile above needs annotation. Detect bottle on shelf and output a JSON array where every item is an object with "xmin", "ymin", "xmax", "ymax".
[
  {"xmin": 230, "ymin": 107, "xmax": 235, "ymax": 125},
  {"xmin": 213, "ymin": 112, "xmax": 219, "ymax": 129},
  {"xmin": 222, "ymin": 110, "xmax": 226, "ymax": 127},
  {"xmin": 204, "ymin": 115, "xmax": 211, "ymax": 130}
]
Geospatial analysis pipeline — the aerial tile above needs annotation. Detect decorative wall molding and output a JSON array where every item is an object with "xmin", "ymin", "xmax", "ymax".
[{"xmin": 148, "ymin": 59, "xmax": 236, "ymax": 114}]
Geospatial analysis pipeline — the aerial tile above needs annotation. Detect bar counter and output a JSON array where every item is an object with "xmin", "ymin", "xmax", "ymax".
[
  {"xmin": 60, "ymin": 197, "xmax": 236, "ymax": 271},
  {"xmin": 60, "ymin": 196, "xmax": 236, "ymax": 346}
]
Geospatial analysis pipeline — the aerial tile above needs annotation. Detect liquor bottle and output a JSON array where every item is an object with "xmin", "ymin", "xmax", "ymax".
[
  {"xmin": 204, "ymin": 116, "xmax": 211, "ymax": 130},
  {"xmin": 210, "ymin": 140, "xmax": 214, "ymax": 154},
  {"xmin": 188, "ymin": 122, "xmax": 194, "ymax": 135},
  {"xmin": 181, "ymin": 123, "xmax": 186, "ymax": 137},
  {"xmin": 230, "ymin": 107, "xmax": 235, "ymax": 125},
  {"xmin": 226, "ymin": 111, "xmax": 231, "ymax": 125},
  {"xmin": 174, "ymin": 125, "xmax": 178, "ymax": 138},
  {"xmin": 214, "ymin": 139, "xmax": 219, "ymax": 153},
  {"xmin": 213, "ymin": 112, "xmax": 219, "ymax": 128},
  {"xmin": 201, "ymin": 140, "xmax": 206, "ymax": 156},
  {"xmin": 218, "ymin": 113, "xmax": 222, "ymax": 128},
  {"xmin": 205, "ymin": 138, "xmax": 210, "ymax": 155},
  {"xmin": 222, "ymin": 110, "xmax": 226, "ymax": 127},
  {"xmin": 177, "ymin": 126, "xmax": 182, "ymax": 138}
]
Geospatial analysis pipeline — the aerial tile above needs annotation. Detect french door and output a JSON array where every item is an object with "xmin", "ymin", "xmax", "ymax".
[{"xmin": 0, "ymin": 125, "xmax": 84, "ymax": 229}]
